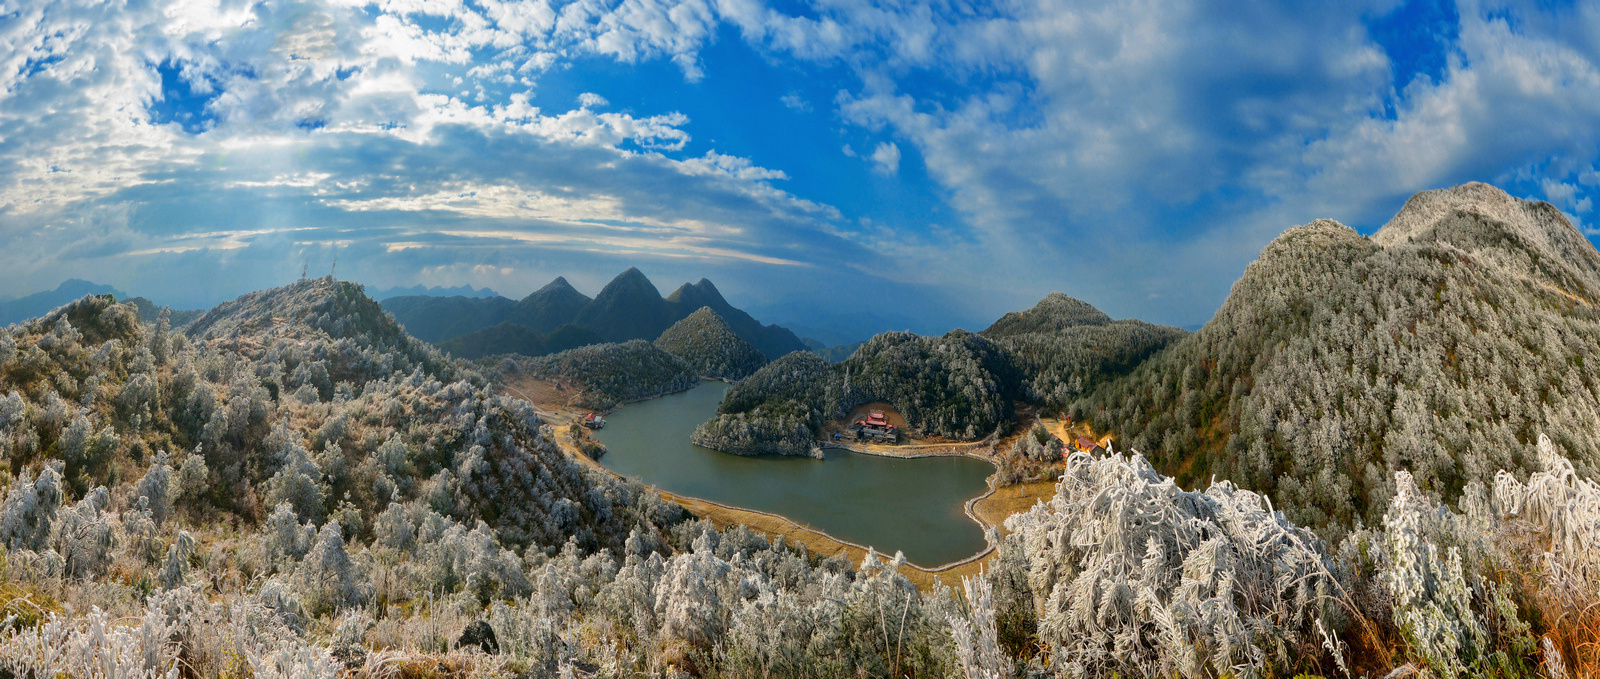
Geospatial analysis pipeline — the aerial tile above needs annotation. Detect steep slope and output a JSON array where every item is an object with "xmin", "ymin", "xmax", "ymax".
[
  {"xmin": 505, "ymin": 276, "xmax": 592, "ymax": 332},
  {"xmin": 654, "ymin": 307, "xmax": 768, "ymax": 381},
  {"xmin": 1074, "ymin": 182, "xmax": 1600, "ymax": 530},
  {"xmin": 573, "ymin": 267, "xmax": 679, "ymax": 342},
  {"xmin": 981, "ymin": 293, "xmax": 1186, "ymax": 409},
  {"xmin": 0, "ymin": 279, "xmax": 124, "ymax": 326},
  {"xmin": 380, "ymin": 294, "xmax": 516, "ymax": 343},
  {"xmin": 665, "ymin": 279, "xmax": 808, "ymax": 359}
]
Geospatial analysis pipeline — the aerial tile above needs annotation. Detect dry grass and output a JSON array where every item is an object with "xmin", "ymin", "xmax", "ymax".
[
  {"xmin": 0, "ymin": 582, "xmax": 60, "ymax": 630},
  {"xmin": 971, "ymin": 481, "xmax": 1056, "ymax": 539}
]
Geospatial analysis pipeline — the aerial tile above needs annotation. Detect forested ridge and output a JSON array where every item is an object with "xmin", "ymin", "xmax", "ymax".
[
  {"xmin": 692, "ymin": 295, "xmax": 1186, "ymax": 456},
  {"xmin": 653, "ymin": 307, "xmax": 768, "ymax": 382},
  {"xmin": 1072, "ymin": 183, "xmax": 1600, "ymax": 532},
  {"xmin": 0, "ymin": 184, "xmax": 1597, "ymax": 677}
]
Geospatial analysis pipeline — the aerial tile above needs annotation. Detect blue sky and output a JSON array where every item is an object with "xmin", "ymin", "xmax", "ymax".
[{"xmin": 2, "ymin": 0, "xmax": 1599, "ymax": 340}]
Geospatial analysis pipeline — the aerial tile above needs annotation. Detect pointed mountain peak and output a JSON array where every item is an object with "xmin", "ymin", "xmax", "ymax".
[
  {"xmin": 538, "ymin": 276, "xmax": 577, "ymax": 294},
  {"xmin": 666, "ymin": 277, "xmax": 729, "ymax": 307},
  {"xmin": 596, "ymin": 267, "xmax": 660, "ymax": 298}
]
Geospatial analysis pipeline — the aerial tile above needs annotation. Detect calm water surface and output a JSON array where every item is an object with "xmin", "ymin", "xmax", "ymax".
[{"xmin": 594, "ymin": 382, "xmax": 993, "ymax": 566}]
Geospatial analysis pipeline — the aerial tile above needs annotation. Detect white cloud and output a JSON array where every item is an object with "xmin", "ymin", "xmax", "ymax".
[
  {"xmin": 6, "ymin": 0, "xmax": 1600, "ymax": 326},
  {"xmin": 869, "ymin": 141, "xmax": 899, "ymax": 176},
  {"xmin": 780, "ymin": 91, "xmax": 809, "ymax": 112}
]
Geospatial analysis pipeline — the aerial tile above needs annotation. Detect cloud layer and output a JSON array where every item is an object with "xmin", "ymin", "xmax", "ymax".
[{"xmin": 2, "ymin": 0, "xmax": 1598, "ymax": 333}]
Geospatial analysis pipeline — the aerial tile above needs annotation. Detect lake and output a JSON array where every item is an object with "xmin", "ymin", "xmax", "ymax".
[{"xmin": 593, "ymin": 381, "xmax": 994, "ymax": 567}]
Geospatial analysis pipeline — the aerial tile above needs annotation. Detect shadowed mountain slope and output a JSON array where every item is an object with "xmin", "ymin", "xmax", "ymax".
[{"xmin": 383, "ymin": 269, "xmax": 805, "ymax": 360}]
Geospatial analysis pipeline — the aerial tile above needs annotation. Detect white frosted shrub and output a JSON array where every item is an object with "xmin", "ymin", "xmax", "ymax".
[
  {"xmin": 0, "ymin": 390, "xmax": 25, "ymax": 431},
  {"xmin": 159, "ymin": 530, "xmax": 196, "ymax": 590},
  {"xmin": 54, "ymin": 485, "xmax": 114, "ymax": 578},
  {"xmin": 949, "ymin": 576, "xmax": 1011, "ymax": 679},
  {"xmin": 1493, "ymin": 433, "xmax": 1600, "ymax": 590},
  {"xmin": 373, "ymin": 501, "xmax": 415, "ymax": 552},
  {"xmin": 0, "ymin": 605, "xmax": 180, "ymax": 678},
  {"xmin": 257, "ymin": 577, "xmax": 308, "ymax": 633},
  {"xmin": 264, "ymin": 501, "xmax": 315, "ymax": 565},
  {"xmin": 0, "ymin": 465, "xmax": 63, "ymax": 551},
  {"xmin": 1003, "ymin": 450, "xmax": 1348, "ymax": 678},
  {"xmin": 425, "ymin": 520, "xmax": 531, "ymax": 601},
  {"xmin": 1382, "ymin": 471, "xmax": 1487, "ymax": 679},
  {"xmin": 293, "ymin": 521, "xmax": 369, "ymax": 616},
  {"xmin": 655, "ymin": 531, "xmax": 732, "ymax": 650},
  {"xmin": 134, "ymin": 451, "xmax": 174, "ymax": 525},
  {"xmin": 489, "ymin": 598, "xmax": 566, "ymax": 675},
  {"xmin": 172, "ymin": 448, "xmax": 209, "ymax": 502}
]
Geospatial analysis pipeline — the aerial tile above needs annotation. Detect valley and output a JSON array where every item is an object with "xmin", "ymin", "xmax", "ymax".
[{"xmin": 2, "ymin": 184, "xmax": 1598, "ymax": 678}]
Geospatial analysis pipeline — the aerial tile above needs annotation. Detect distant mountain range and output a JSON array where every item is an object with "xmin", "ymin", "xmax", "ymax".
[
  {"xmin": 383, "ymin": 268, "xmax": 808, "ymax": 360},
  {"xmin": 0, "ymin": 279, "xmax": 125, "ymax": 326},
  {"xmin": 0, "ymin": 279, "xmax": 209, "ymax": 328}
]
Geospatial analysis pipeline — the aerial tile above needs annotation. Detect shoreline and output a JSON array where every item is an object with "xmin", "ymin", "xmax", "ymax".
[{"xmin": 505, "ymin": 376, "xmax": 1043, "ymax": 585}]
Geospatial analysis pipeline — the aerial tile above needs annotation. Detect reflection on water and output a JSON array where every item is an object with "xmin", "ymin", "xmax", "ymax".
[{"xmin": 593, "ymin": 382, "xmax": 992, "ymax": 566}]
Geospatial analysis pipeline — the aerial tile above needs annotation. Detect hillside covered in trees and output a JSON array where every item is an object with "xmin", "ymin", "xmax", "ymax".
[
  {"xmin": 0, "ymin": 218, "xmax": 1597, "ymax": 676},
  {"xmin": 503, "ymin": 339, "xmax": 700, "ymax": 410},
  {"xmin": 1072, "ymin": 183, "xmax": 1600, "ymax": 533},
  {"xmin": 654, "ymin": 307, "xmax": 768, "ymax": 381},
  {"xmin": 692, "ymin": 295, "xmax": 1186, "ymax": 456}
]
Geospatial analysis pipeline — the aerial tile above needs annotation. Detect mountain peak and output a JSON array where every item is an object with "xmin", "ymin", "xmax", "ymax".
[
  {"xmin": 982, "ymin": 292, "xmax": 1112, "ymax": 337},
  {"xmin": 666, "ymin": 277, "xmax": 728, "ymax": 306},
  {"xmin": 599, "ymin": 267, "xmax": 661, "ymax": 297},
  {"xmin": 531, "ymin": 276, "xmax": 586, "ymax": 300},
  {"xmin": 655, "ymin": 306, "xmax": 767, "ymax": 380},
  {"xmin": 1372, "ymin": 182, "xmax": 1600, "ymax": 294},
  {"xmin": 187, "ymin": 278, "xmax": 399, "ymax": 346},
  {"xmin": 683, "ymin": 305, "xmax": 726, "ymax": 326}
]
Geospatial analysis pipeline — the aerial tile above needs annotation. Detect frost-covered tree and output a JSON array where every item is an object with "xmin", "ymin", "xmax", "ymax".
[
  {"xmin": 294, "ymin": 521, "xmax": 368, "ymax": 616},
  {"xmin": 1003, "ymin": 450, "xmax": 1349, "ymax": 678},
  {"xmin": 134, "ymin": 451, "xmax": 174, "ymax": 525},
  {"xmin": 0, "ymin": 466, "xmax": 63, "ymax": 551}
]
